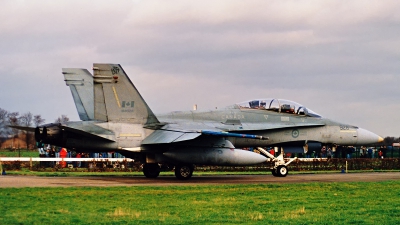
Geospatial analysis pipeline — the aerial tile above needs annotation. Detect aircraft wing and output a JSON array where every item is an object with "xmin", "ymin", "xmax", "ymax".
[
  {"xmin": 142, "ymin": 123, "xmax": 268, "ymax": 145},
  {"xmin": 142, "ymin": 120, "xmax": 325, "ymax": 145},
  {"xmin": 142, "ymin": 129, "xmax": 201, "ymax": 144},
  {"xmin": 142, "ymin": 123, "xmax": 207, "ymax": 144}
]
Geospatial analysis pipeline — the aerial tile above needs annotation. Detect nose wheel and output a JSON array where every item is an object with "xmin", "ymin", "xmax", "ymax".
[
  {"xmin": 277, "ymin": 165, "xmax": 288, "ymax": 177},
  {"xmin": 258, "ymin": 147, "xmax": 295, "ymax": 177},
  {"xmin": 271, "ymin": 165, "xmax": 288, "ymax": 177}
]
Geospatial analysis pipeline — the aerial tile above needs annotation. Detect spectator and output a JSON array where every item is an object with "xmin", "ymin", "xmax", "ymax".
[
  {"xmin": 59, "ymin": 148, "xmax": 68, "ymax": 168},
  {"xmin": 378, "ymin": 149, "xmax": 383, "ymax": 159},
  {"xmin": 76, "ymin": 152, "xmax": 82, "ymax": 168},
  {"xmin": 55, "ymin": 147, "xmax": 60, "ymax": 158},
  {"xmin": 346, "ymin": 147, "xmax": 354, "ymax": 159},
  {"xmin": 367, "ymin": 147, "xmax": 373, "ymax": 158},
  {"xmin": 37, "ymin": 142, "xmax": 45, "ymax": 156},
  {"xmin": 359, "ymin": 147, "xmax": 365, "ymax": 158},
  {"xmin": 321, "ymin": 146, "xmax": 327, "ymax": 158},
  {"xmin": 382, "ymin": 146, "xmax": 387, "ymax": 158},
  {"xmin": 270, "ymin": 148, "xmax": 275, "ymax": 157},
  {"xmin": 49, "ymin": 147, "xmax": 56, "ymax": 167},
  {"xmin": 327, "ymin": 147, "xmax": 332, "ymax": 159}
]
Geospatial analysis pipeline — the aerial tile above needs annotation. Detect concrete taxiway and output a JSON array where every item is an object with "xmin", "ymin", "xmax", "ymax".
[{"xmin": 0, "ymin": 172, "xmax": 399, "ymax": 188}]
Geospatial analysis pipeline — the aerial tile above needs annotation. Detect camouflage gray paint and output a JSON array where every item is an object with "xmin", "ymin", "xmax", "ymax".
[{"xmin": 13, "ymin": 63, "xmax": 382, "ymax": 179}]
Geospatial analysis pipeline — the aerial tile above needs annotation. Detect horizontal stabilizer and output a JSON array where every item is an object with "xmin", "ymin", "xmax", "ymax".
[
  {"xmin": 8, "ymin": 125, "xmax": 36, "ymax": 132},
  {"xmin": 59, "ymin": 123, "xmax": 116, "ymax": 142}
]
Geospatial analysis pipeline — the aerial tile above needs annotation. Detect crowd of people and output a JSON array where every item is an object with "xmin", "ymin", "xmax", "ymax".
[
  {"xmin": 36, "ymin": 142, "xmax": 124, "ymax": 168},
  {"xmin": 37, "ymin": 142, "xmax": 389, "ymax": 169}
]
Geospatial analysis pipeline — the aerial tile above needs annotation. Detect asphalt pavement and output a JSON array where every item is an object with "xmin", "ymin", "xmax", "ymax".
[{"xmin": 1, "ymin": 172, "xmax": 399, "ymax": 188}]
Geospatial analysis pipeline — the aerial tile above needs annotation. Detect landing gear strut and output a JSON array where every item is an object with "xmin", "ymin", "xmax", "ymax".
[{"xmin": 258, "ymin": 147, "xmax": 296, "ymax": 177}]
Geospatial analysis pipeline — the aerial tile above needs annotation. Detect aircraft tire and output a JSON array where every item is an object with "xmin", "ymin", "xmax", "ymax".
[
  {"xmin": 175, "ymin": 164, "xmax": 194, "ymax": 180},
  {"xmin": 143, "ymin": 163, "xmax": 160, "ymax": 178},
  {"xmin": 277, "ymin": 165, "xmax": 288, "ymax": 177},
  {"xmin": 271, "ymin": 168, "xmax": 279, "ymax": 177}
]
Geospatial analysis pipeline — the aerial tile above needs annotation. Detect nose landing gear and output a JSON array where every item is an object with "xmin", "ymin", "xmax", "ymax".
[{"xmin": 258, "ymin": 147, "xmax": 297, "ymax": 177}]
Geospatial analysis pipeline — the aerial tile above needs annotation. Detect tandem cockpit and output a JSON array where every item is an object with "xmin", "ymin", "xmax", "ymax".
[{"xmin": 234, "ymin": 99, "xmax": 322, "ymax": 118}]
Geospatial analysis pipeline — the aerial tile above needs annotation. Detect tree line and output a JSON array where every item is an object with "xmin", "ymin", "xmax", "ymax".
[
  {"xmin": 383, "ymin": 136, "xmax": 400, "ymax": 147},
  {"xmin": 0, "ymin": 107, "xmax": 69, "ymax": 149}
]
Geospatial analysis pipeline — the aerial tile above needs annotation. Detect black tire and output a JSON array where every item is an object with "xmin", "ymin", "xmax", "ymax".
[
  {"xmin": 143, "ymin": 163, "xmax": 160, "ymax": 178},
  {"xmin": 271, "ymin": 168, "xmax": 278, "ymax": 177},
  {"xmin": 277, "ymin": 165, "xmax": 288, "ymax": 177},
  {"xmin": 175, "ymin": 165, "xmax": 194, "ymax": 180}
]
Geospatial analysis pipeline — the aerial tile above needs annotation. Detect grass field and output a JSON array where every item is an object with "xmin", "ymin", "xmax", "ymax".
[
  {"xmin": 0, "ymin": 149, "xmax": 38, "ymax": 157},
  {"xmin": 1, "ymin": 181, "xmax": 399, "ymax": 224}
]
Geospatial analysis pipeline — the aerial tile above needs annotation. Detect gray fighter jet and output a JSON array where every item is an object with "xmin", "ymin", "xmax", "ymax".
[{"xmin": 13, "ymin": 64, "xmax": 383, "ymax": 179}]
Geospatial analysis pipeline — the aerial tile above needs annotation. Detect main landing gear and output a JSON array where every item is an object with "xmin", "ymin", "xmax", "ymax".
[
  {"xmin": 174, "ymin": 164, "xmax": 194, "ymax": 180},
  {"xmin": 258, "ymin": 147, "xmax": 297, "ymax": 177},
  {"xmin": 142, "ymin": 163, "xmax": 194, "ymax": 180},
  {"xmin": 143, "ymin": 163, "xmax": 160, "ymax": 178}
]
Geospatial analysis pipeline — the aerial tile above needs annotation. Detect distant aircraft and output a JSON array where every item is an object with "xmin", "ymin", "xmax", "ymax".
[{"xmin": 12, "ymin": 64, "xmax": 383, "ymax": 179}]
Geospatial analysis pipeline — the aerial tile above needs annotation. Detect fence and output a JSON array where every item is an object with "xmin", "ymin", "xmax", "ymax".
[{"xmin": 1, "ymin": 157, "xmax": 400, "ymax": 172}]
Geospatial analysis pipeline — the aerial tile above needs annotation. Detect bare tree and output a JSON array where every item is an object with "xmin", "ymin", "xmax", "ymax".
[
  {"xmin": 33, "ymin": 115, "xmax": 45, "ymax": 127},
  {"xmin": 0, "ymin": 108, "xmax": 9, "ymax": 145},
  {"xmin": 383, "ymin": 136, "xmax": 400, "ymax": 147},
  {"xmin": 20, "ymin": 112, "xmax": 33, "ymax": 126},
  {"xmin": 8, "ymin": 112, "xmax": 19, "ymax": 149},
  {"xmin": 384, "ymin": 136, "xmax": 395, "ymax": 146},
  {"xmin": 55, "ymin": 115, "xmax": 69, "ymax": 123},
  {"xmin": 20, "ymin": 112, "xmax": 34, "ymax": 149},
  {"xmin": 0, "ymin": 109, "xmax": 47, "ymax": 149},
  {"xmin": 0, "ymin": 108, "xmax": 7, "ymax": 124}
]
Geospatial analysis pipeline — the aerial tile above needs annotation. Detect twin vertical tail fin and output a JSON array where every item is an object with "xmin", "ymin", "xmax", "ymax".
[
  {"xmin": 63, "ymin": 64, "xmax": 159, "ymax": 125},
  {"xmin": 62, "ymin": 68, "xmax": 95, "ymax": 121},
  {"xmin": 92, "ymin": 64, "xmax": 159, "ymax": 124}
]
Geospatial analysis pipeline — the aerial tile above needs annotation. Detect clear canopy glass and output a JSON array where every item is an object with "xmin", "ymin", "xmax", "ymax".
[{"xmin": 235, "ymin": 99, "xmax": 321, "ymax": 117}]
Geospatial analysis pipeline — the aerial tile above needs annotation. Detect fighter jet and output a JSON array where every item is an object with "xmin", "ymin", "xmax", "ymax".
[{"xmin": 12, "ymin": 64, "xmax": 383, "ymax": 179}]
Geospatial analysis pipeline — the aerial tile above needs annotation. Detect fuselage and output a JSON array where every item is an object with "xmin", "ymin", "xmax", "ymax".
[
  {"xmin": 37, "ymin": 100, "xmax": 382, "ymax": 155},
  {"xmin": 156, "ymin": 106, "xmax": 381, "ymax": 148}
]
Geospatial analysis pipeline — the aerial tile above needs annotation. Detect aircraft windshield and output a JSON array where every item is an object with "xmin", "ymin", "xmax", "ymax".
[{"xmin": 236, "ymin": 99, "xmax": 322, "ymax": 117}]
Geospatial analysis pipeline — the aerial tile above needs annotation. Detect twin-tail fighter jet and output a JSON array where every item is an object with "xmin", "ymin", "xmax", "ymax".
[{"xmin": 12, "ymin": 64, "xmax": 383, "ymax": 179}]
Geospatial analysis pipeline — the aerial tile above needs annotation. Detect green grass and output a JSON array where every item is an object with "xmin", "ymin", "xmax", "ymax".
[
  {"xmin": 1, "ymin": 181, "xmax": 399, "ymax": 224},
  {"xmin": 0, "ymin": 149, "xmax": 39, "ymax": 157}
]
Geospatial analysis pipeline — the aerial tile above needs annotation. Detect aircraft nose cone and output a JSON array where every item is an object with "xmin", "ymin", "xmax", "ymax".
[{"xmin": 357, "ymin": 128, "xmax": 383, "ymax": 145}]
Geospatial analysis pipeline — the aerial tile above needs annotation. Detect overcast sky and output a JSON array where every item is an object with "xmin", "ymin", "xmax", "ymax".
[{"xmin": 1, "ymin": 0, "xmax": 399, "ymax": 137}]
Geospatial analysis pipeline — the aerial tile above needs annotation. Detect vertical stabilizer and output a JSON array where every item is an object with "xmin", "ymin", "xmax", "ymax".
[
  {"xmin": 62, "ymin": 68, "xmax": 95, "ymax": 121},
  {"xmin": 93, "ymin": 64, "xmax": 159, "ymax": 124}
]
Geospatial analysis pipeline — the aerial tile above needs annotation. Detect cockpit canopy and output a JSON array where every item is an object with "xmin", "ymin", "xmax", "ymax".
[{"xmin": 235, "ymin": 99, "xmax": 322, "ymax": 118}]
